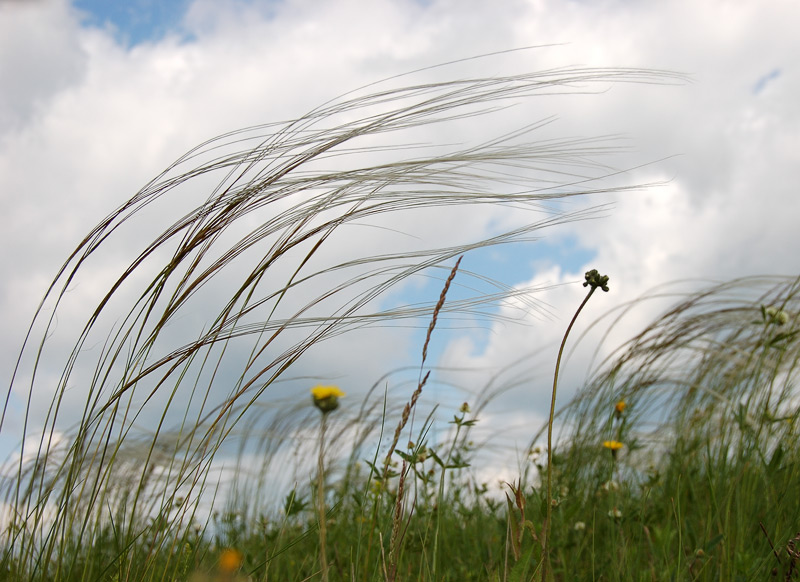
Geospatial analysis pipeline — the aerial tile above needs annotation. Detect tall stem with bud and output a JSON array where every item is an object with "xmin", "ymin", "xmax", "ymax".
[{"xmin": 541, "ymin": 270, "xmax": 609, "ymax": 581}]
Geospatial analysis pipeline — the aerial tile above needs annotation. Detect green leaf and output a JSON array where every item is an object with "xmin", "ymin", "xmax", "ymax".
[
  {"xmin": 508, "ymin": 544, "xmax": 536, "ymax": 582},
  {"xmin": 704, "ymin": 533, "xmax": 725, "ymax": 552},
  {"xmin": 283, "ymin": 489, "xmax": 307, "ymax": 517},
  {"xmin": 767, "ymin": 444, "xmax": 784, "ymax": 473},
  {"xmin": 395, "ymin": 450, "xmax": 414, "ymax": 462},
  {"xmin": 506, "ymin": 493, "xmax": 521, "ymax": 560}
]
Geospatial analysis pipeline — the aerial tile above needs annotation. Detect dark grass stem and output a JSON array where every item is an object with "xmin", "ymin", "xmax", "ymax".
[{"xmin": 542, "ymin": 269, "xmax": 608, "ymax": 581}]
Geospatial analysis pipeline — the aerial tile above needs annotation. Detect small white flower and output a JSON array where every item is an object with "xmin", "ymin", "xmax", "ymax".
[
  {"xmin": 528, "ymin": 445, "xmax": 544, "ymax": 459},
  {"xmin": 601, "ymin": 480, "xmax": 619, "ymax": 492},
  {"xmin": 574, "ymin": 521, "xmax": 586, "ymax": 531},
  {"xmin": 608, "ymin": 507, "xmax": 622, "ymax": 519}
]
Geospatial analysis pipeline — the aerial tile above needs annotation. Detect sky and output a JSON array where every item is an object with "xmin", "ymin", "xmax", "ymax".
[{"xmin": 1, "ymin": 0, "xmax": 799, "ymax": 501}]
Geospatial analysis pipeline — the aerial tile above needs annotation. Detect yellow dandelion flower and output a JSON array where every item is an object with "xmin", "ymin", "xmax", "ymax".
[
  {"xmin": 603, "ymin": 440, "xmax": 623, "ymax": 451},
  {"xmin": 219, "ymin": 548, "xmax": 243, "ymax": 573},
  {"xmin": 615, "ymin": 400, "xmax": 626, "ymax": 414},
  {"xmin": 310, "ymin": 385, "xmax": 345, "ymax": 413}
]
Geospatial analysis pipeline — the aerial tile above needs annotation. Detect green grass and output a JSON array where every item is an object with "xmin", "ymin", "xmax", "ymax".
[
  {"xmin": 182, "ymin": 275, "xmax": 798, "ymax": 582},
  {"xmin": 5, "ymin": 55, "xmax": 798, "ymax": 581},
  {"xmin": 5, "ymin": 273, "xmax": 800, "ymax": 582}
]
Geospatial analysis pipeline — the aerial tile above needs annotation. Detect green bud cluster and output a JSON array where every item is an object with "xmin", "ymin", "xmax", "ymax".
[{"xmin": 583, "ymin": 269, "xmax": 610, "ymax": 292}]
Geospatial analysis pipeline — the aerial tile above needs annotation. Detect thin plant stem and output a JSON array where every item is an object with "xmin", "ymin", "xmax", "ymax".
[
  {"xmin": 542, "ymin": 269, "xmax": 608, "ymax": 581},
  {"xmin": 318, "ymin": 413, "xmax": 329, "ymax": 582}
]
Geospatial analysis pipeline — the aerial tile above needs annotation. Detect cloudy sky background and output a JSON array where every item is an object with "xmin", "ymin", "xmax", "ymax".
[{"xmin": 1, "ymin": 0, "xmax": 798, "ymax": 494}]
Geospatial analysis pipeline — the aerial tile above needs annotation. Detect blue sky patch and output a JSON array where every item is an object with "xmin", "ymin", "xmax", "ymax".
[
  {"xmin": 73, "ymin": 0, "xmax": 192, "ymax": 45},
  {"xmin": 389, "ymin": 236, "xmax": 595, "ymax": 367},
  {"xmin": 753, "ymin": 68, "xmax": 781, "ymax": 95}
]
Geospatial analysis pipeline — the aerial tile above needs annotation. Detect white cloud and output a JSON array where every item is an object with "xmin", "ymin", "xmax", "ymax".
[
  {"xmin": 0, "ymin": 0, "xmax": 88, "ymax": 132},
  {"xmin": 1, "ymin": 0, "xmax": 799, "ymax": 494}
]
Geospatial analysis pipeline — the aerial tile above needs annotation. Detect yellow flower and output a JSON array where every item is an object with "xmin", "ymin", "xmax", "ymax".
[
  {"xmin": 311, "ymin": 385, "xmax": 345, "ymax": 413},
  {"xmin": 615, "ymin": 400, "xmax": 626, "ymax": 413},
  {"xmin": 218, "ymin": 548, "xmax": 243, "ymax": 573},
  {"xmin": 603, "ymin": 440, "xmax": 624, "ymax": 458}
]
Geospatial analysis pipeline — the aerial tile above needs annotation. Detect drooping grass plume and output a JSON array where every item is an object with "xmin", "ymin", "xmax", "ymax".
[{"xmin": 1, "ymin": 53, "xmax": 683, "ymax": 580}]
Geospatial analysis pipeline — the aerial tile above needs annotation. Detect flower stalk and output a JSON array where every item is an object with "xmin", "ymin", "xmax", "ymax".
[
  {"xmin": 541, "ymin": 269, "xmax": 608, "ymax": 581},
  {"xmin": 311, "ymin": 385, "xmax": 345, "ymax": 582}
]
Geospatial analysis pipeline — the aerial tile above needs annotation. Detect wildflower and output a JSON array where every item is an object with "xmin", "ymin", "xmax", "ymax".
[
  {"xmin": 603, "ymin": 440, "xmax": 624, "ymax": 458},
  {"xmin": 574, "ymin": 521, "xmax": 586, "ymax": 531},
  {"xmin": 600, "ymin": 479, "xmax": 619, "ymax": 492},
  {"xmin": 311, "ymin": 385, "xmax": 345, "ymax": 413},
  {"xmin": 608, "ymin": 507, "xmax": 622, "ymax": 519},
  {"xmin": 219, "ymin": 548, "xmax": 244, "ymax": 573},
  {"xmin": 459, "ymin": 401, "xmax": 471, "ymax": 413},
  {"xmin": 370, "ymin": 479, "xmax": 384, "ymax": 495},
  {"xmin": 614, "ymin": 400, "xmax": 626, "ymax": 420},
  {"xmin": 528, "ymin": 445, "xmax": 544, "ymax": 460},
  {"xmin": 765, "ymin": 306, "xmax": 789, "ymax": 325}
]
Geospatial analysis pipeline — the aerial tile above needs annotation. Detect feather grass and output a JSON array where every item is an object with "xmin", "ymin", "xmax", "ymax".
[{"xmin": 1, "ymin": 54, "xmax": 684, "ymax": 580}]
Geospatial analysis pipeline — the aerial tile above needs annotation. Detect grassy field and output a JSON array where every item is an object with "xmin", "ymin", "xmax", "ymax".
[
  {"xmin": 6, "ymin": 273, "xmax": 799, "ymax": 582},
  {"xmin": 3, "ymin": 59, "xmax": 798, "ymax": 581}
]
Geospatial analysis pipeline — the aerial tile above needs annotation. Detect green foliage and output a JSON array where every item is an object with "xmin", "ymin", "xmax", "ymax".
[{"xmin": 4, "ymin": 275, "xmax": 800, "ymax": 580}]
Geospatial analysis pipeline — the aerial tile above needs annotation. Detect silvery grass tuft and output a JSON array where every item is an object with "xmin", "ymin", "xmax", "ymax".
[{"xmin": 1, "ymin": 51, "xmax": 682, "ymax": 580}]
